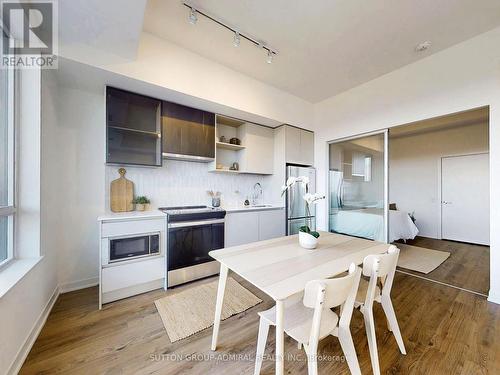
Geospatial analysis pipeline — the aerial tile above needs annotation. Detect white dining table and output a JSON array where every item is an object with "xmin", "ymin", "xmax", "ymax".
[{"xmin": 209, "ymin": 231, "xmax": 391, "ymax": 375}]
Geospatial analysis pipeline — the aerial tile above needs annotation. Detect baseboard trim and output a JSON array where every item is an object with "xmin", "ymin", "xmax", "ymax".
[
  {"xmin": 7, "ymin": 277, "xmax": 100, "ymax": 374},
  {"xmin": 59, "ymin": 277, "xmax": 99, "ymax": 294},
  {"xmin": 487, "ymin": 290, "xmax": 500, "ymax": 305},
  {"xmin": 7, "ymin": 285, "xmax": 60, "ymax": 375}
]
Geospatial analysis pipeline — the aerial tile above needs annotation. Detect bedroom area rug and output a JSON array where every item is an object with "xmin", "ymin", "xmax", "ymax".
[
  {"xmin": 154, "ymin": 277, "xmax": 262, "ymax": 342},
  {"xmin": 396, "ymin": 243, "xmax": 450, "ymax": 274}
]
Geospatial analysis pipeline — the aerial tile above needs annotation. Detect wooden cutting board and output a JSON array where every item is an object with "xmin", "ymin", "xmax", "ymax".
[{"xmin": 110, "ymin": 168, "xmax": 134, "ymax": 212}]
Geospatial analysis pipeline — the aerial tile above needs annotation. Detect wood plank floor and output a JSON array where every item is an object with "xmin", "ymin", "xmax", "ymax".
[
  {"xmin": 20, "ymin": 271, "xmax": 500, "ymax": 375},
  {"xmin": 396, "ymin": 237, "xmax": 490, "ymax": 295}
]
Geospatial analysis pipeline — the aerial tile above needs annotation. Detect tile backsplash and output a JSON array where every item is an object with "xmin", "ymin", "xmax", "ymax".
[{"xmin": 105, "ymin": 160, "xmax": 273, "ymax": 210}]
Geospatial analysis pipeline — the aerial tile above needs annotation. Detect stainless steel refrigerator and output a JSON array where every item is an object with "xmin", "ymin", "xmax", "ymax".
[{"xmin": 286, "ymin": 165, "xmax": 316, "ymax": 235}]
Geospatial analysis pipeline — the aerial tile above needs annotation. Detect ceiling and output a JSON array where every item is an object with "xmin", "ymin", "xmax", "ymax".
[
  {"xmin": 389, "ymin": 106, "xmax": 489, "ymax": 138},
  {"xmin": 143, "ymin": 0, "xmax": 500, "ymax": 103},
  {"xmin": 59, "ymin": 0, "xmax": 147, "ymax": 59}
]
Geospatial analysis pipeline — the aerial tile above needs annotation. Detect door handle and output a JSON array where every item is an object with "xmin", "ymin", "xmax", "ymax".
[{"xmin": 442, "ymin": 201, "xmax": 452, "ymax": 205}]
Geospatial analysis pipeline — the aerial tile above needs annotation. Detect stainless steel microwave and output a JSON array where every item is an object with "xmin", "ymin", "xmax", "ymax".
[{"xmin": 109, "ymin": 233, "xmax": 160, "ymax": 263}]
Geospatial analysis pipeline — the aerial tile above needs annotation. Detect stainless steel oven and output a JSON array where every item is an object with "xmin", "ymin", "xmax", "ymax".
[
  {"xmin": 109, "ymin": 233, "xmax": 160, "ymax": 263},
  {"xmin": 160, "ymin": 206, "xmax": 226, "ymax": 287}
]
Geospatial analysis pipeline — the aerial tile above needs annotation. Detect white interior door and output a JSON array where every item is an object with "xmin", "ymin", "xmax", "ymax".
[{"xmin": 441, "ymin": 153, "xmax": 489, "ymax": 245}]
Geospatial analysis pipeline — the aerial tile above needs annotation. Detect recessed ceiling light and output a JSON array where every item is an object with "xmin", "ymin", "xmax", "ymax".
[
  {"xmin": 233, "ymin": 32, "xmax": 240, "ymax": 47},
  {"xmin": 189, "ymin": 7, "xmax": 198, "ymax": 25},
  {"xmin": 415, "ymin": 41, "xmax": 432, "ymax": 52}
]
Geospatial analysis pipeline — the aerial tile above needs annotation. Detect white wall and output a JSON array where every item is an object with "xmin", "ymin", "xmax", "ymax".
[
  {"xmin": 0, "ymin": 70, "xmax": 59, "ymax": 375},
  {"xmin": 390, "ymin": 123, "xmax": 489, "ymax": 238},
  {"xmin": 52, "ymin": 85, "xmax": 106, "ymax": 290},
  {"xmin": 313, "ymin": 26, "xmax": 500, "ymax": 303}
]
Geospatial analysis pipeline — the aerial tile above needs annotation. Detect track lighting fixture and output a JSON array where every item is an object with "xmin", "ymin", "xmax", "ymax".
[
  {"xmin": 183, "ymin": 1, "xmax": 278, "ymax": 63},
  {"xmin": 266, "ymin": 50, "xmax": 273, "ymax": 64},
  {"xmin": 233, "ymin": 32, "xmax": 241, "ymax": 47},
  {"xmin": 188, "ymin": 7, "xmax": 197, "ymax": 25}
]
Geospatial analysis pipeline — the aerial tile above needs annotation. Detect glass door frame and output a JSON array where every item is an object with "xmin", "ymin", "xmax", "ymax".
[{"xmin": 326, "ymin": 129, "xmax": 389, "ymax": 243}]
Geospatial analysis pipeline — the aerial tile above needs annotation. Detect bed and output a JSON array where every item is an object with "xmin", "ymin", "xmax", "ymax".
[{"xmin": 329, "ymin": 208, "xmax": 419, "ymax": 243}]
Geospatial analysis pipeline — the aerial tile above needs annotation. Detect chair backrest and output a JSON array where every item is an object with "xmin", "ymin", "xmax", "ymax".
[
  {"xmin": 303, "ymin": 263, "xmax": 362, "ymax": 348},
  {"xmin": 362, "ymin": 245, "xmax": 400, "ymax": 299},
  {"xmin": 303, "ymin": 263, "xmax": 361, "ymax": 309}
]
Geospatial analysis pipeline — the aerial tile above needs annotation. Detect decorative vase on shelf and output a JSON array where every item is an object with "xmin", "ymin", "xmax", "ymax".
[
  {"xmin": 299, "ymin": 231, "xmax": 318, "ymax": 249},
  {"xmin": 135, "ymin": 203, "xmax": 145, "ymax": 211}
]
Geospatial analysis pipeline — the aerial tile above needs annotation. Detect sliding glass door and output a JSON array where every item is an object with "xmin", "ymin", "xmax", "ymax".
[{"xmin": 328, "ymin": 131, "xmax": 388, "ymax": 243}]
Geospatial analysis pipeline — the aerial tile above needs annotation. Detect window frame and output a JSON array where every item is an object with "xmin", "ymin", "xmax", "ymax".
[{"xmin": 0, "ymin": 30, "xmax": 17, "ymax": 270}]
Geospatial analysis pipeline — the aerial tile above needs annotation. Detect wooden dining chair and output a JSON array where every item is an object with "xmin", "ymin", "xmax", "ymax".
[
  {"xmin": 354, "ymin": 245, "xmax": 406, "ymax": 375},
  {"xmin": 254, "ymin": 263, "xmax": 362, "ymax": 375}
]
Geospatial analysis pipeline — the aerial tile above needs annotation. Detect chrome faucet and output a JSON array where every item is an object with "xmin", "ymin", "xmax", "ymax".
[{"xmin": 252, "ymin": 183, "xmax": 263, "ymax": 205}]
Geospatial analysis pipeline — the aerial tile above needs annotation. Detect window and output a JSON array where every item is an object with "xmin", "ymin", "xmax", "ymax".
[{"xmin": 0, "ymin": 30, "xmax": 15, "ymax": 267}]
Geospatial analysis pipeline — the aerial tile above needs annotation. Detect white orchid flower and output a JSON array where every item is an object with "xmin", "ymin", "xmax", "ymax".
[
  {"xmin": 281, "ymin": 176, "xmax": 314, "ymax": 197},
  {"xmin": 286, "ymin": 176, "xmax": 297, "ymax": 187},
  {"xmin": 303, "ymin": 193, "xmax": 325, "ymax": 205},
  {"xmin": 281, "ymin": 176, "xmax": 297, "ymax": 195}
]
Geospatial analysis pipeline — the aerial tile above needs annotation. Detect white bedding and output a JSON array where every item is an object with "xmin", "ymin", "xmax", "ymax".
[{"xmin": 330, "ymin": 208, "xmax": 419, "ymax": 243}]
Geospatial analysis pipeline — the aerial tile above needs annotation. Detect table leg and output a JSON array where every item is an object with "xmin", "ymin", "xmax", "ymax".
[
  {"xmin": 275, "ymin": 300, "xmax": 285, "ymax": 375},
  {"xmin": 211, "ymin": 264, "xmax": 228, "ymax": 351}
]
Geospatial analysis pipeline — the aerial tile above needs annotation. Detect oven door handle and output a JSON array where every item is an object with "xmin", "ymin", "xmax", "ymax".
[{"xmin": 168, "ymin": 218, "xmax": 225, "ymax": 228}]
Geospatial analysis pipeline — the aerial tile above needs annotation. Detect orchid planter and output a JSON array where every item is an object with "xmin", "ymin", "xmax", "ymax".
[
  {"xmin": 299, "ymin": 230, "xmax": 318, "ymax": 249},
  {"xmin": 281, "ymin": 176, "xmax": 325, "ymax": 250}
]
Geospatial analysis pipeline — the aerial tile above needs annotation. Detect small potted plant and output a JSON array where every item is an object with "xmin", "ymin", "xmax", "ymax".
[
  {"xmin": 281, "ymin": 177, "xmax": 325, "ymax": 249},
  {"xmin": 133, "ymin": 196, "xmax": 151, "ymax": 211}
]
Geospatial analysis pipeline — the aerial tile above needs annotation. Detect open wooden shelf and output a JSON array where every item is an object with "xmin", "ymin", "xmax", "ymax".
[
  {"xmin": 216, "ymin": 115, "xmax": 246, "ymax": 128},
  {"xmin": 210, "ymin": 169, "xmax": 243, "ymax": 174},
  {"xmin": 216, "ymin": 142, "xmax": 245, "ymax": 151}
]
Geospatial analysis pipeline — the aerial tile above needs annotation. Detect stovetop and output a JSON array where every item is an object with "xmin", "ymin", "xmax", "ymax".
[
  {"xmin": 159, "ymin": 205, "xmax": 224, "ymax": 215},
  {"xmin": 159, "ymin": 205, "xmax": 226, "ymax": 222}
]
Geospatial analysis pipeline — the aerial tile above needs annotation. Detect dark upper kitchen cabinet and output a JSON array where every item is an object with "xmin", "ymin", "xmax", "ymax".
[
  {"xmin": 106, "ymin": 87, "xmax": 162, "ymax": 166},
  {"xmin": 162, "ymin": 101, "xmax": 215, "ymax": 161}
]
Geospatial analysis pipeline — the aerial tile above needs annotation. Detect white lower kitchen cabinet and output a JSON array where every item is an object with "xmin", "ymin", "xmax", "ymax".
[
  {"xmin": 98, "ymin": 213, "xmax": 167, "ymax": 308},
  {"xmin": 225, "ymin": 208, "xmax": 285, "ymax": 247},
  {"xmin": 225, "ymin": 211, "xmax": 260, "ymax": 247},
  {"xmin": 258, "ymin": 209, "xmax": 286, "ymax": 240}
]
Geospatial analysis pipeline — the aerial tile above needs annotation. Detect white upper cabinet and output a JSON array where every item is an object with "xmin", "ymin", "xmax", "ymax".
[
  {"xmin": 285, "ymin": 126, "xmax": 301, "ymax": 164},
  {"xmin": 239, "ymin": 123, "xmax": 274, "ymax": 174},
  {"xmin": 285, "ymin": 125, "xmax": 314, "ymax": 166},
  {"xmin": 300, "ymin": 129, "xmax": 314, "ymax": 166}
]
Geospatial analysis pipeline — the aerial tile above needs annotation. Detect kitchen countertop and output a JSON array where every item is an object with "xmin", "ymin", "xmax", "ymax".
[
  {"xmin": 98, "ymin": 210, "xmax": 166, "ymax": 221},
  {"xmin": 98, "ymin": 205, "xmax": 284, "ymax": 221},
  {"xmin": 223, "ymin": 205, "xmax": 284, "ymax": 213}
]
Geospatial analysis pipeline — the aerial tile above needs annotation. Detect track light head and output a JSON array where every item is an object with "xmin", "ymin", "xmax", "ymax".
[
  {"xmin": 233, "ymin": 32, "xmax": 241, "ymax": 47},
  {"xmin": 266, "ymin": 50, "xmax": 273, "ymax": 64},
  {"xmin": 189, "ymin": 7, "xmax": 198, "ymax": 25}
]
